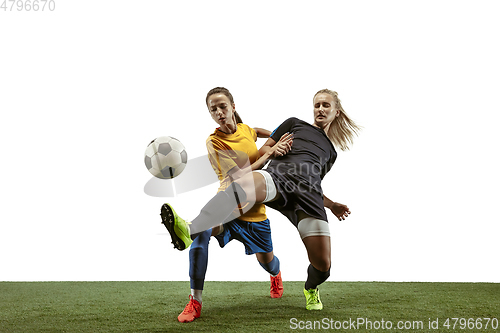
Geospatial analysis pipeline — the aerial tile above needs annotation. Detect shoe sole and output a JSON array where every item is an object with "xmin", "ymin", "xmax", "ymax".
[
  {"xmin": 270, "ymin": 292, "xmax": 283, "ymax": 298},
  {"xmin": 160, "ymin": 204, "xmax": 187, "ymax": 250},
  {"xmin": 178, "ymin": 316, "xmax": 200, "ymax": 323},
  {"xmin": 306, "ymin": 305, "xmax": 323, "ymax": 310}
]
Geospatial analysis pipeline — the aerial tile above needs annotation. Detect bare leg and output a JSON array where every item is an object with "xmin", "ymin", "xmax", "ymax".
[
  {"xmin": 302, "ymin": 236, "xmax": 331, "ymax": 272},
  {"xmin": 233, "ymin": 171, "xmax": 268, "ymax": 205},
  {"xmin": 297, "ymin": 211, "xmax": 331, "ymax": 271},
  {"xmin": 189, "ymin": 171, "xmax": 268, "ymax": 234},
  {"xmin": 297, "ymin": 211, "xmax": 331, "ymax": 291}
]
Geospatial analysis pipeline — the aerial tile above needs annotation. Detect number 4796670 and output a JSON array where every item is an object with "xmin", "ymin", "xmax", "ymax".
[{"xmin": 1, "ymin": 0, "xmax": 55, "ymax": 11}]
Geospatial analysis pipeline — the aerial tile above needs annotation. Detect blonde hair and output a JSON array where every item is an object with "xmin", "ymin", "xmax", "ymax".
[{"xmin": 314, "ymin": 89, "xmax": 361, "ymax": 151}]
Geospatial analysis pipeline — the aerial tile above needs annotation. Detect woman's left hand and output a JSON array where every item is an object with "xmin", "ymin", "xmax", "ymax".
[
  {"xmin": 270, "ymin": 132, "xmax": 293, "ymax": 157},
  {"xmin": 329, "ymin": 202, "xmax": 351, "ymax": 221}
]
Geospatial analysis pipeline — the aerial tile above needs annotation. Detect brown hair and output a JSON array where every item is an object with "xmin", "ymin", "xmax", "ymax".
[
  {"xmin": 314, "ymin": 89, "xmax": 361, "ymax": 151},
  {"xmin": 206, "ymin": 87, "xmax": 243, "ymax": 123}
]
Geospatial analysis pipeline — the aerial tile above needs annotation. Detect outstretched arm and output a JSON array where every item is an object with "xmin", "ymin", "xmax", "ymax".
[
  {"xmin": 253, "ymin": 127, "xmax": 271, "ymax": 138},
  {"xmin": 324, "ymin": 195, "xmax": 351, "ymax": 221}
]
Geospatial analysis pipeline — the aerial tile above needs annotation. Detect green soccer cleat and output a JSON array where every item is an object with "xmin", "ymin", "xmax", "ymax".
[
  {"xmin": 160, "ymin": 203, "xmax": 193, "ymax": 250},
  {"xmin": 303, "ymin": 288, "xmax": 323, "ymax": 310}
]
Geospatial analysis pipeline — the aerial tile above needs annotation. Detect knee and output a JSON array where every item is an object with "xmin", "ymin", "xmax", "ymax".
[
  {"xmin": 190, "ymin": 229, "xmax": 211, "ymax": 250},
  {"xmin": 256, "ymin": 252, "xmax": 274, "ymax": 264},
  {"xmin": 211, "ymin": 224, "xmax": 224, "ymax": 236},
  {"xmin": 312, "ymin": 257, "xmax": 331, "ymax": 273}
]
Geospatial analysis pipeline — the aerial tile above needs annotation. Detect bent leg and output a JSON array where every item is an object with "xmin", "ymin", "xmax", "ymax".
[
  {"xmin": 189, "ymin": 171, "xmax": 269, "ymax": 235},
  {"xmin": 256, "ymin": 251, "xmax": 280, "ymax": 276},
  {"xmin": 255, "ymin": 251, "xmax": 274, "ymax": 264},
  {"xmin": 302, "ymin": 236, "xmax": 331, "ymax": 272},
  {"xmin": 298, "ymin": 215, "xmax": 331, "ymax": 289},
  {"xmin": 303, "ymin": 235, "xmax": 331, "ymax": 290}
]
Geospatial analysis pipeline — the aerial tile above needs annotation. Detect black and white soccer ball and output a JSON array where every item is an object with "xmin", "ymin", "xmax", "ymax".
[{"xmin": 144, "ymin": 136, "xmax": 188, "ymax": 179}]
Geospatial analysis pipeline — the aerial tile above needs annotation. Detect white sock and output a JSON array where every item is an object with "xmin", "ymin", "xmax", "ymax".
[{"xmin": 191, "ymin": 289, "xmax": 202, "ymax": 304}]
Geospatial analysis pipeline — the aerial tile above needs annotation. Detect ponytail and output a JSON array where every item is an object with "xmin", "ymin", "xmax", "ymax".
[{"xmin": 234, "ymin": 110, "xmax": 243, "ymax": 124}]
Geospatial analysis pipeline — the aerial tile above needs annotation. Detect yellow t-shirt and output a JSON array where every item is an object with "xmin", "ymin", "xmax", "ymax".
[{"xmin": 206, "ymin": 123, "xmax": 267, "ymax": 222}]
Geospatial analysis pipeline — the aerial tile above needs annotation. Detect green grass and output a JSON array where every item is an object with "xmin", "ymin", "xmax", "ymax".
[{"xmin": 0, "ymin": 282, "xmax": 498, "ymax": 332}]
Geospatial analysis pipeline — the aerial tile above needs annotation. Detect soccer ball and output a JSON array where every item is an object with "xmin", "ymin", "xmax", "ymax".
[{"xmin": 144, "ymin": 136, "xmax": 188, "ymax": 179}]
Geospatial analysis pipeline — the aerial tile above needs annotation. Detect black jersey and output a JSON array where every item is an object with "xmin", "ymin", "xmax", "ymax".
[{"xmin": 264, "ymin": 117, "xmax": 337, "ymax": 227}]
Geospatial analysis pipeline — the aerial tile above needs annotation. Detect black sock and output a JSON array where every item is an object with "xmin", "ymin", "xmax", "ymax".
[
  {"xmin": 190, "ymin": 182, "xmax": 247, "ymax": 234},
  {"xmin": 304, "ymin": 264, "xmax": 330, "ymax": 290}
]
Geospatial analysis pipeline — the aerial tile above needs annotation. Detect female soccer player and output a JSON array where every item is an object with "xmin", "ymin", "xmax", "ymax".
[
  {"xmin": 174, "ymin": 87, "xmax": 292, "ymax": 323},
  {"xmin": 162, "ymin": 89, "xmax": 358, "ymax": 311}
]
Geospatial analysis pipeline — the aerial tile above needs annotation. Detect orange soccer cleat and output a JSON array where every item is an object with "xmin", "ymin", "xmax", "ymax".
[
  {"xmin": 270, "ymin": 271, "xmax": 284, "ymax": 298},
  {"xmin": 177, "ymin": 295, "xmax": 202, "ymax": 323}
]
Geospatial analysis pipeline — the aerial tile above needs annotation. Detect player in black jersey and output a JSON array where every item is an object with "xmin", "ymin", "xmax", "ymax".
[{"xmin": 162, "ymin": 89, "xmax": 361, "ymax": 310}]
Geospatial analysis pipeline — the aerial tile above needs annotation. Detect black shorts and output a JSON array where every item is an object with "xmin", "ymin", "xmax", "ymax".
[{"xmin": 263, "ymin": 167, "xmax": 328, "ymax": 227}]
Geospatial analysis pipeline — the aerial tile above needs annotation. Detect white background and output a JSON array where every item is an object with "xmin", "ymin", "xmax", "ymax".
[{"xmin": 1, "ymin": 1, "xmax": 499, "ymax": 282}]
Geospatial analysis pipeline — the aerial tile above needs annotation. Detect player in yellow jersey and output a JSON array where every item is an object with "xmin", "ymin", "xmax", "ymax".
[{"xmin": 174, "ymin": 87, "xmax": 292, "ymax": 323}]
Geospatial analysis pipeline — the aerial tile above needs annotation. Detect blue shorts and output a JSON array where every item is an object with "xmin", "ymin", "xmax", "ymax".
[{"xmin": 214, "ymin": 218, "xmax": 273, "ymax": 255}]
